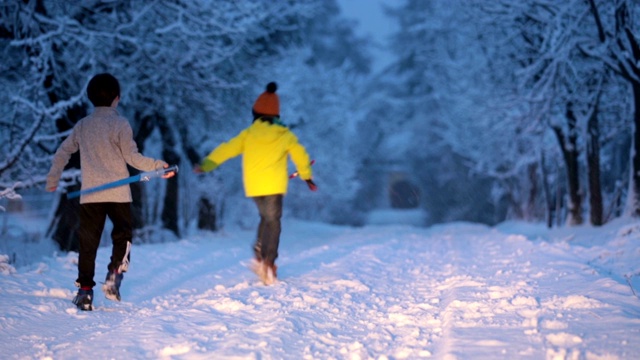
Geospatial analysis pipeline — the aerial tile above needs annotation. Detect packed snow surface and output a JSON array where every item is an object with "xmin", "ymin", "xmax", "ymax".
[{"xmin": 1, "ymin": 218, "xmax": 640, "ymax": 359}]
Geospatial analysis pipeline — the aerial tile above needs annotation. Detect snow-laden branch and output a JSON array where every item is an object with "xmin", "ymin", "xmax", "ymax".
[
  {"xmin": 0, "ymin": 167, "xmax": 80, "ymax": 212},
  {"xmin": 0, "ymin": 91, "xmax": 83, "ymax": 175},
  {"xmin": 0, "ymin": 183, "xmax": 22, "ymax": 212},
  {"xmin": 0, "ymin": 113, "xmax": 43, "ymax": 175}
]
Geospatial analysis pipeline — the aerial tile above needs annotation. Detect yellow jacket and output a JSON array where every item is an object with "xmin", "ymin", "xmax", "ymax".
[{"xmin": 204, "ymin": 120, "xmax": 312, "ymax": 197}]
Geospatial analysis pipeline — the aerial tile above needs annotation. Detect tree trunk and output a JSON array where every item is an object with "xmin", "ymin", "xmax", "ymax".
[
  {"xmin": 197, "ymin": 198, "xmax": 217, "ymax": 231},
  {"xmin": 631, "ymin": 82, "xmax": 640, "ymax": 216},
  {"xmin": 176, "ymin": 118, "xmax": 217, "ymax": 231},
  {"xmin": 158, "ymin": 116, "xmax": 180, "ymax": 237},
  {"xmin": 540, "ymin": 154, "xmax": 554, "ymax": 228},
  {"xmin": 130, "ymin": 113, "xmax": 156, "ymax": 231},
  {"xmin": 45, "ymin": 81, "xmax": 86, "ymax": 251},
  {"xmin": 161, "ymin": 148, "xmax": 180, "ymax": 236},
  {"xmin": 555, "ymin": 174, "xmax": 564, "ymax": 227},
  {"xmin": 552, "ymin": 104, "xmax": 582, "ymax": 225},
  {"xmin": 47, "ymin": 181, "xmax": 81, "ymax": 252},
  {"xmin": 526, "ymin": 163, "xmax": 538, "ymax": 221},
  {"xmin": 588, "ymin": 0, "xmax": 640, "ymax": 217},
  {"xmin": 587, "ymin": 103, "xmax": 603, "ymax": 226}
]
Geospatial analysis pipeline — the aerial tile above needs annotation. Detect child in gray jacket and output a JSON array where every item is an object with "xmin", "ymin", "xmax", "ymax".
[{"xmin": 46, "ymin": 73, "xmax": 174, "ymax": 311}]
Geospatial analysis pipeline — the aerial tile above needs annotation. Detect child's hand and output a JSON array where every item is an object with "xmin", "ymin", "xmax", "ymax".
[
  {"xmin": 46, "ymin": 186, "xmax": 57, "ymax": 192},
  {"xmin": 162, "ymin": 164, "xmax": 176, "ymax": 179},
  {"xmin": 196, "ymin": 159, "xmax": 218, "ymax": 173},
  {"xmin": 306, "ymin": 179, "xmax": 317, "ymax": 192}
]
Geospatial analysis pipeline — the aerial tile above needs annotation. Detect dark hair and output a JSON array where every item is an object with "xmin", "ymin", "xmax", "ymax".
[{"xmin": 87, "ymin": 73, "xmax": 120, "ymax": 107}]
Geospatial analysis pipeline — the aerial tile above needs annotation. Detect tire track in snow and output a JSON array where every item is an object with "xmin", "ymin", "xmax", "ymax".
[
  {"xmin": 424, "ymin": 226, "xmax": 545, "ymax": 359},
  {"xmin": 428, "ymin": 233, "xmax": 475, "ymax": 360}
]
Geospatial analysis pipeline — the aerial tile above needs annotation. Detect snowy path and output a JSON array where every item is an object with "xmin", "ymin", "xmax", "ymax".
[{"xmin": 1, "ymin": 220, "xmax": 639, "ymax": 359}]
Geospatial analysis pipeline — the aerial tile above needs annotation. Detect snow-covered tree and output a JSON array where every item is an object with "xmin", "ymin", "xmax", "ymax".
[
  {"xmin": 476, "ymin": 0, "xmax": 634, "ymax": 226},
  {"xmin": 0, "ymin": 0, "xmax": 376, "ymax": 252},
  {"xmin": 0, "ymin": 0, "xmax": 339, "ymax": 248},
  {"xmin": 373, "ymin": 0, "xmax": 508, "ymax": 225},
  {"xmin": 377, "ymin": 0, "xmax": 635, "ymax": 227},
  {"xmin": 582, "ymin": 0, "xmax": 640, "ymax": 217},
  {"xmin": 202, "ymin": 1, "xmax": 372, "ymax": 226}
]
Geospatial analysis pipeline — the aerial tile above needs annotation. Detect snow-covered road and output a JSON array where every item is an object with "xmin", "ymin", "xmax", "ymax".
[{"xmin": 1, "ymin": 219, "xmax": 639, "ymax": 359}]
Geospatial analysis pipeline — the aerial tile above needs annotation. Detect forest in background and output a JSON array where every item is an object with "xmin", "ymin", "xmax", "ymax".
[{"xmin": 1, "ymin": 0, "xmax": 639, "ymax": 255}]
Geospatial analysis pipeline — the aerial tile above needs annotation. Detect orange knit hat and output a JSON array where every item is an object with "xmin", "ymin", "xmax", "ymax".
[{"xmin": 252, "ymin": 82, "xmax": 279, "ymax": 117}]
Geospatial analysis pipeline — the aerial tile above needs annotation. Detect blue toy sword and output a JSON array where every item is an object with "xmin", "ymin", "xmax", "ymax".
[{"xmin": 67, "ymin": 165, "xmax": 178, "ymax": 199}]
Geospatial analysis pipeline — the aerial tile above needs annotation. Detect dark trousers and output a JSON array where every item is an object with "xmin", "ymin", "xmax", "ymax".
[
  {"xmin": 253, "ymin": 195, "xmax": 283, "ymax": 266},
  {"xmin": 77, "ymin": 202, "xmax": 133, "ymax": 288}
]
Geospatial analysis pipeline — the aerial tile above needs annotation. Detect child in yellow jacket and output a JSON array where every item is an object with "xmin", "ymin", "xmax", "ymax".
[{"xmin": 195, "ymin": 82, "xmax": 315, "ymax": 284}]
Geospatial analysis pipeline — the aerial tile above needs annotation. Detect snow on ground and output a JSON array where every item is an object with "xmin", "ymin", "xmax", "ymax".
[{"xmin": 1, "ymin": 217, "xmax": 640, "ymax": 359}]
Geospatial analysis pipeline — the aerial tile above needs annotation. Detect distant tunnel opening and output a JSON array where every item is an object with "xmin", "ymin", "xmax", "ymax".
[{"xmin": 389, "ymin": 178, "xmax": 420, "ymax": 209}]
